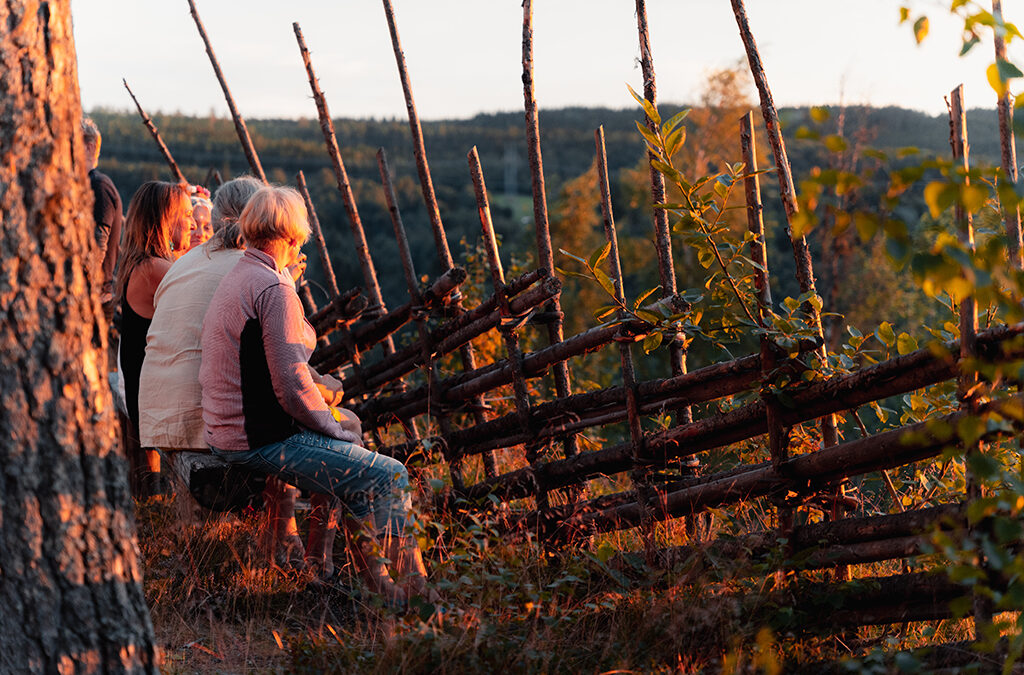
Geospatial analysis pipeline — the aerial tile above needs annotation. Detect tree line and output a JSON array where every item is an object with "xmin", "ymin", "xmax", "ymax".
[{"xmin": 89, "ymin": 100, "xmax": 1007, "ymax": 383}]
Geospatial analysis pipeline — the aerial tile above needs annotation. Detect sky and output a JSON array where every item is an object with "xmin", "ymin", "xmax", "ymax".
[{"xmin": 70, "ymin": 1, "xmax": 1021, "ymax": 122}]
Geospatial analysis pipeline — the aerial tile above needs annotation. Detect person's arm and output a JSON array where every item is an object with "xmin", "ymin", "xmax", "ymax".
[
  {"xmin": 257, "ymin": 282, "xmax": 360, "ymax": 443},
  {"xmin": 308, "ymin": 368, "xmax": 344, "ymax": 405},
  {"xmin": 93, "ymin": 179, "xmax": 122, "ymax": 300}
]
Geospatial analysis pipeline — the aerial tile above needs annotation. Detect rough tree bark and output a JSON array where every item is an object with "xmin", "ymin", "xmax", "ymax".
[{"xmin": 0, "ymin": 1, "xmax": 158, "ymax": 671}]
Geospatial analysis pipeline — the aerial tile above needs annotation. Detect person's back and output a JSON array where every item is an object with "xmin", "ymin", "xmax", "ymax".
[
  {"xmin": 139, "ymin": 241, "xmax": 243, "ymax": 449},
  {"xmin": 81, "ymin": 117, "xmax": 123, "ymax": 309}
]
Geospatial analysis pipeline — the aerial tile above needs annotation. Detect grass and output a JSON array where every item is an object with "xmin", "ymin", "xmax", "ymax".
[{"xmin": 134, "ymin": 477, "xmax": 986, "ymax": 674}]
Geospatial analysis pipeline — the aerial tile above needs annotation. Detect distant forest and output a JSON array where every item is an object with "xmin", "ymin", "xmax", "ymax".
[{"xmin": 87, "ymin": 102, "xmax": 1009, "ymax": 376}]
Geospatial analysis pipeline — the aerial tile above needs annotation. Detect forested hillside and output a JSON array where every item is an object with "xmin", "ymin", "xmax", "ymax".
[{"xmin": 88, "ymin": 102, "xmax": 1006, "ymax": 378}]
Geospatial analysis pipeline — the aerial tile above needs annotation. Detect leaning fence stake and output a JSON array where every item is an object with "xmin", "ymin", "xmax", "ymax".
[
  {"xmin": 381, "ymin": 0, "xmax": 497, "ymax": 479},
  {"xmin": 634, "ymin": 0, "xmax": 697, "ymax": 437},
  {"xmin": 378, "ymin": 148, "xmax": 464, "ymax": 488},
  {"xmin": 469, "ymin": 146, "xmax": 546, "ymax": 509},
  {"xmin": 596, "ymin": 126, "xmax": 648, "ymax": 524},
  {"xmin": 381, "ymin": 0, "xmax": 452, "ymax": 269},
  {"xmin": 296, "ymin": 170, "xmax": 340, "ymax": 298},
  {"xmin": 731, "ymin": 0, "xmax": 838, "ymax": 448},
  {"xmin": 992, "ymin": 0, "xmax": 1023, "ymax": 270},
  {"xmin": 293, "ymin": 22, "xmax": 388, "ymax": 317},
  {"xmin": 949, "ymin": 84, "xmax": 991, "ymax": 637},
  {"xmin": 635, "ymin": 0, "xmax": 698, "ymax": 545},
  {"xmin": 186, "ymin": 0, "xmax": 266, "ymax": 182},
  {"xmin": 523, "ymin": 1, "xmax": 583, "ymax": 479},
  {"xmin": 123, "ymin": 80, "xmax": 187, "ymax": 184},
  {"xmin": 731, "ymin": 0, "xmax": 843, "ymax": 578}
]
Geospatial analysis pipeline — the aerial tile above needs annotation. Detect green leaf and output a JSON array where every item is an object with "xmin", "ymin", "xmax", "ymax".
[
  {"xmin": 923, "ymin": 180, "xmax": 957, "ymax": 219},
  {"xmin": 642, "ymin": 97, "xmax": 661, "ymax": 126},
  {"xmin": 913, "ymin": 16, "xmax": 929, "ymax": 44},
  {"xmin": 961, "ymin": 183, "xmax": 988, "ymax": 213},
  {"xmin": 896, "ymin": 332, "xmax": 918, "ymax": 355},
  {"xmin": 664, "ymin": 125, "xmax": 686, "ymax": 157},
  {"xmin": 809, "ymin": 106, "xmax": 830, "ymax": 123},
  {"xmin": 823, "ymin": 135, "xmax": 848, "ymax": 153},
  {"xmin": 593, "ymin": 268, "xmax": 616, "ymax": 297},
  {"xmin": 662, "ymin": 109, "xmax": 690, "ymax": 135},
  {"xmin": 795, "ymin": 126, "xmax": 820, "ymax": 140},
  {"xmin": 876, "ymin": 321, "xmax": 896, "ymax": 348},
  {"xmin": 642, "ymin": 331, "xmax": 663, "ymax": 354},
  {"xmin": 998, "ymin": 180, "xmax": 1021, "ymax": 211},
  {"xmin": 554, "ymin": 266, "xmax": 588, "ymax": 280},
  {"xmin": 998, "ymin": 57, "xmax": 1024, "ymax": 82},
  {"xmin": 959, "ymin": 34, "xmax": 980, "ymax": 56},
  {"xmin": 634, "ymin": 121, "xmax": 662, "ymax": 153},
  {"xmin": 636, "ymin": 309, "xmax": 662, "ymax": 324},
  {"xmin": 558, "ymin": 248, "xmax": 586, "ymax": 264},
  {"xmin": 651, "ymin": 159, "xmax": 685, "ymax": 189},
  {"xmin": 988, "ymin": 62, "xmax": 1008, "ymax": 96},
  {"xmin": 791, "ymin": 209, "xmax": 817, "ymax": 238},
  {"xmin": 634, "ymin": 287, "xmax": 659, "ymax": 309},
  {"xmin": 588, "ymin": 242, "xmax": 611, "ymax": 270},
  {"xmin": 899, "ymin": 6, "xmax": 909, "ymax": 23},
  {"xmin": 854, "ymin": 212, "xmax": 879, "ymax": 241},
  {"xmin": 593, "ymin": 304, "xmax": 618, "ymax": 321}
]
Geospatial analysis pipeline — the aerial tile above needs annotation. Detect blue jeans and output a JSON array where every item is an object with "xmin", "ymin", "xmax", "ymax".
[{"xmin": 212, "ymin": 431, "xmax": 411, "ymax": 537}]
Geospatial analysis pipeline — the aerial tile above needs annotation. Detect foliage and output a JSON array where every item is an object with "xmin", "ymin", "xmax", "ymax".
[{"xmin": 116, "ymin": 4, "xmax": 1024, "ymax": 671}]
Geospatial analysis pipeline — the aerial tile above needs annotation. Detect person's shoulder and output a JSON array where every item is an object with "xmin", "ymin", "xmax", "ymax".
[
  {"xmin": 139, "ymin": 256, "xmax": 173, "ymax": 285},
  {"xmin": 89, "ymin": 168, "xmax": 115, "ymax": 188},
  {"xmin": 89, "ymin": 169, "xmax": 122, "ymax": 202}
]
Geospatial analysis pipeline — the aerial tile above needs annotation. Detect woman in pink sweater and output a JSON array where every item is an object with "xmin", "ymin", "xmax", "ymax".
[{"xmin": 200, "ymin": 185, "xmax": 428, "ymax": 604}]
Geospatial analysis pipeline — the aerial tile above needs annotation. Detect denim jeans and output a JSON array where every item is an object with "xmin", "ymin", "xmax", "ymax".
[{"xmin": 212, "ymin": 430, "xmax": 411, "ymax": 537}]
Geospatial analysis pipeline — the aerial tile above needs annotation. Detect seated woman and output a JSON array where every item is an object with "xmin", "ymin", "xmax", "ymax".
[
  {"xmin": 139, "ymin": 177, "xmax": 338, "ymax": 574},
  {"xmin": 186, "ymin": 185, "xmax": 214, "ymax": 251},
  {"xmin": 199, "ymin": 185, "xmax": 428, "ymax": 602},
  {"xmin": 116, "ymin": 181, "xmax": 195, "ymax": 488}
]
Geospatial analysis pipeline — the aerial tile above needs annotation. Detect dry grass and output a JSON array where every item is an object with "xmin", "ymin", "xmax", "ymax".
[{"xmin": 133, "ymin": 479, "xmax": 987, "ymax": 674}]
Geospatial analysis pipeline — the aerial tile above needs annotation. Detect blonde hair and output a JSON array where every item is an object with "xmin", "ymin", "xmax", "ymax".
[
  {"xmin": 115, "ymin": 181, "xmax": 190, "ymax": 303},
  {"xmin": 238, "ymin": 185, "xmax": 310, "ymax": 251}
]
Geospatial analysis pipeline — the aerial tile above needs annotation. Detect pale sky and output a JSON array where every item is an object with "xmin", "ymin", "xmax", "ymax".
[{"xmin": 70, "ymin": 1, "xmax": 1020, "ymax": 121}]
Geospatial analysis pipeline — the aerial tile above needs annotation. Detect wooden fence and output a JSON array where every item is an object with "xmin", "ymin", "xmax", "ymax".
[{"xmin": 136, "ymin": 0, "xmax": 1024, "ymax": 657}]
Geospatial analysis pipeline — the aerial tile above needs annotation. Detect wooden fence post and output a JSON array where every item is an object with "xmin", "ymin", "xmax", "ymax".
[
  {"xmin": 381, "ymin": 0, "xmax": 497, "ymax": 480},
  {"xmin": 186, "ymin": 0, "xmax": 266, "ymax": 182},
  {"xmin": 522, "ymin": 1, "xmax": 583, "ymax": 488},
  {"xmin": 992, "ymin": 0, "xmax": 1023, "ymax": 270}
]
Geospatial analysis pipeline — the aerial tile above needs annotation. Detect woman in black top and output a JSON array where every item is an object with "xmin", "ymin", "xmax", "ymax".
[{"xmin": 116, "ymin": 181, "xmax": 194, "ymax": 433}]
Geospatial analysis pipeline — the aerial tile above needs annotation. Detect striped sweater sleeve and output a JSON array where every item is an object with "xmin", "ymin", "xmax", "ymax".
[{"xmin": 254, "ymin": 280, "xmax": 361, "ymax": 444}]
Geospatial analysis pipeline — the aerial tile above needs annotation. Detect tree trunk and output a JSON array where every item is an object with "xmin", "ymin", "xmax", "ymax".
[{"xmin": 0, "ymin": 1, "xmax": 158, "ymax": 671}]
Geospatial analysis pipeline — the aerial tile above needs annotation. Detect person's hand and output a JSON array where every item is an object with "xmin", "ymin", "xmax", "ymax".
[
  {"xmin": 287, "ymin": 253, "xmax": 307, "ymax": 283},
  {"xmin": 330, "ymin": 406, "xmax": 362, "ymax": 437},
  {"xmin": 316, "ymin": 381, "xmax": 344, "ymax": 407}
]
